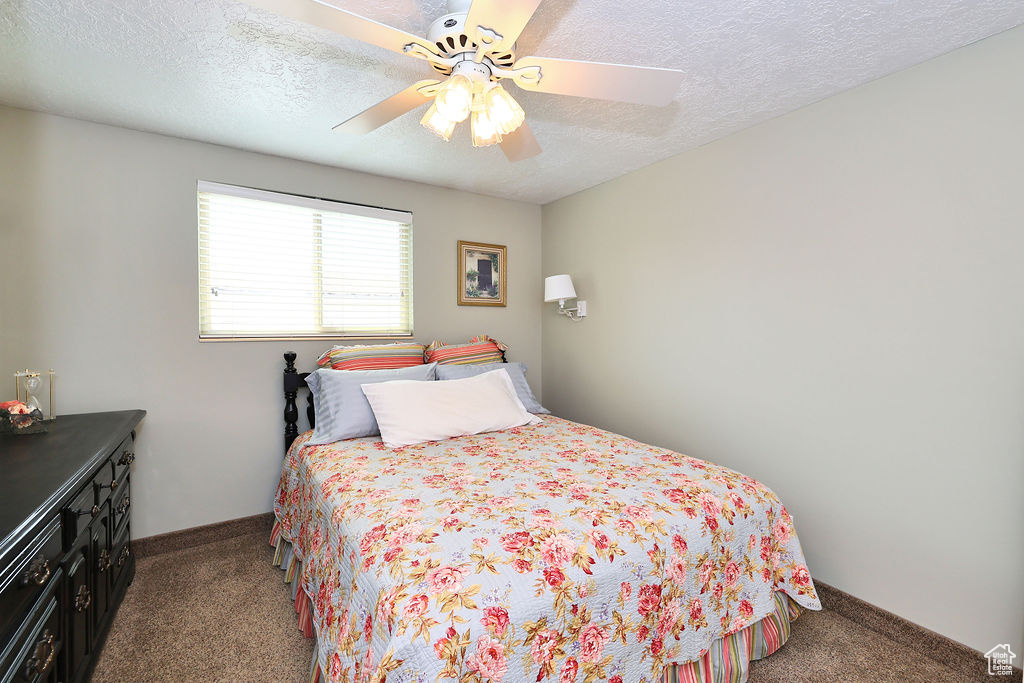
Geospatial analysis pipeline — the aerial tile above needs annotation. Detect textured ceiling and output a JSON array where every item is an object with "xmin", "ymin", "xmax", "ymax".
[{"xmin": 1, "ymin": 1, "xmax": 1022, "ymax": 204}]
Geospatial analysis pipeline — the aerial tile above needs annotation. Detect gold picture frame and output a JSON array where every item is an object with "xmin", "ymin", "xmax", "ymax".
[{"xmin": 457, "ymin": 240, "xmax": 507, "ymax": 307}]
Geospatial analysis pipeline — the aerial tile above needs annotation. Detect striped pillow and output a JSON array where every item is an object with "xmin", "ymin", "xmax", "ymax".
[
  {"xmin": 424, "ymin": 335, "xmax": 507, "ymax": 366},
  {"xmin": 316, "ymin": 342, "xmax": 426, "ymax": 371}
]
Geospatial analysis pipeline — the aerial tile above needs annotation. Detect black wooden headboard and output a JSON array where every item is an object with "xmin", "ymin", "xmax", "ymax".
[{"xmin": 283, "ymin": 351, "xmax": 315, "ymax": 452}]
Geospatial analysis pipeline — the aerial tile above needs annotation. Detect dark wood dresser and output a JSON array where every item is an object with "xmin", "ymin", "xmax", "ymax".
[{"xmin": 0, "ymin": 410, "xmax": 145, "ymax": 683}]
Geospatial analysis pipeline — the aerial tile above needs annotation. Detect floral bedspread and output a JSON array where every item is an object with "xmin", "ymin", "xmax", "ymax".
[{"xmin": 275, "ymin": 416, "xmax": 820, "ymax": 683}]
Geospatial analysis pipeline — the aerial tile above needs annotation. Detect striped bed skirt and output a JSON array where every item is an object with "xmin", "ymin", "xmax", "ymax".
[{"xmin": 271, "ymin": 528, "xmax": 802, "ymax": 683}]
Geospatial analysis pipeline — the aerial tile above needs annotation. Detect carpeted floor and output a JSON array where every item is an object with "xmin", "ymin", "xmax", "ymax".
[{"xmin": 92, "ymin": 532, "xmax": 984, "ymax": 682}]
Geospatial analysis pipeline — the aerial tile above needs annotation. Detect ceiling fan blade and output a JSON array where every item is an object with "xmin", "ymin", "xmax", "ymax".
[
  {"xmin": 333, "ymin": 80, "xmax": 439, "ymax": 135},
  {"xmin": 500, "ymin": 123, "xmax": 542, "ymax": 162},
  {"xmin": 242, "ymin": 0, "xmax": 439, "ymax": 58},
  {"xmin": 512, "ymin": 56, "xmax": 683, "ymax": 106},
  {"xmin": 465, "ymin": 0, "xmax": 542, "ymax": 56}
]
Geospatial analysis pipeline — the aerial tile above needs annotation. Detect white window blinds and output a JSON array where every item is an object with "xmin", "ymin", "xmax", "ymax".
[{"xmin": 198, "ymin": 181, "xmax": 413, "ymax": 339}]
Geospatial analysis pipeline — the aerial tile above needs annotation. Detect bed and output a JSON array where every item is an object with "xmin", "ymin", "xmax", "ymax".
[{"xmin": 273, "ymin": 353, "xmax": 821, "ymax": 682}]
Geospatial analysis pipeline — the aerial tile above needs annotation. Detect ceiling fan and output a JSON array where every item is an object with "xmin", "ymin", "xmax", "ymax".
[{"xmin": 242, "ymin": 0, "xmax": 685, "ymax": 161}]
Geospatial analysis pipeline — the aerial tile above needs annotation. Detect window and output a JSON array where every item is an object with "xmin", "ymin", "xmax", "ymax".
[{"xmin": 197, "ymin": 181, "xmax": 413, "ymax": 339}]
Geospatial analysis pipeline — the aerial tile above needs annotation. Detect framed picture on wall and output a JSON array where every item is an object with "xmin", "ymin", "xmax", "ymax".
[{"xmin": 457, "ymin": 240, "xmax": 507, "ymax": 306}]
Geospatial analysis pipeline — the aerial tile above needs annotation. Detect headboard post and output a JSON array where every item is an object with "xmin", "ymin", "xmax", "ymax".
[{"xmin": 284, "ymin": 351, "xmax": 299, "ymax": 452}]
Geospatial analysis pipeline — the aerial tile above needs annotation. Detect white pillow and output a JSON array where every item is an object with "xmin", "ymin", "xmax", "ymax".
[{"xmin": 360, "ymin": 369, "xmax": 542, "ymax": 448}]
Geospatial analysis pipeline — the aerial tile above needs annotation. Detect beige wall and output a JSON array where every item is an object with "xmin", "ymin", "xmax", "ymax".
[
  {"xmin": 542, "ymin": 26, "xmax": 1024, "ymax": 656},
  {"xmin": 0, "ymin": 106, "xmax": 542, "ymax": 539},
  {"xmin": 0, "ymin": 213, "xmax": 11, "ymax": 374}
]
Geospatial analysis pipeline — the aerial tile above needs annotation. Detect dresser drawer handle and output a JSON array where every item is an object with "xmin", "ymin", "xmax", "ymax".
[
  {"xmin": 118, "ymin": 451, "xmax": 135, "ymax": 466},
  {"xmin": 117, "ymin": 546, "xmax": 130, "ymax": 568},
  {"xmin": 117, "ymin": 497, "xmax": 131, "ymax": 516},
  {"xmin": 21, "ymin": 556, "xmax": 51, "ymax": 587},
  {"xmin": 23, "ymin": 629, "xmax": 56, "ymax": 679},
  {"xmin": 76, "ymin": 504, "xmax": 101, "ymax": 518},
  {"xmin": 74, "ymin": 584, "xmax": 91, "ymax": 612},
  {"xmin": 98, "ymin": 549, "xmax": 111, "ymax": 573}
]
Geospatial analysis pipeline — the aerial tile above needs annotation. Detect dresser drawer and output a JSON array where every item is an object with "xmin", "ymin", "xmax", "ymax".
[
  {"xmin": 0, "ymin": 518, "xmax": 61, "ymax": 645},
  {"xmin": 111, "ymin": 480, "xmax": 131, "ymax": 535},
  {"xmin": 0, "ymin": 571, "xmax": 61, "ymax": 683},
  {"xmin": 92, "ymin": 460, "xmax": 116, "ymax": 508},
  {"xmin": 110, "ymin": 524, "xmax": 132, "ymax": 591},
  {"xmin": 63, "ymin": 461, "xmax": 124, "ymax": 549},
  {"xmin": 110, "ymin": 435, "xmax": 135, "ymax": 484},
  {"xmin": 62, "ymin": 485, "xmax": 99, "ymax": 549}
]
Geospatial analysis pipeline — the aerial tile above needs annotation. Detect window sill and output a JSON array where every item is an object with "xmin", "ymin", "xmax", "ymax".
[{"xmin": 199, "ymin": 334, "xmax": 414, "ymax": 343}]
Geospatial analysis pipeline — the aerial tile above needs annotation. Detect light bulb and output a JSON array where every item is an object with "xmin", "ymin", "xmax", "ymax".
[
  {"xmin": 483, "ymin": 84, "xmax": 525, "ymax": 135},
  {"xmin": 420, "ymin": 102, "xmax": 456, "ymax": 141},
  {"xmin": 434, "ymin": 74, "xmax": 473, "ymax": 123},
  {"xmin": 471, "ymin": 94, "xmax": 502, "ymax": 147}
]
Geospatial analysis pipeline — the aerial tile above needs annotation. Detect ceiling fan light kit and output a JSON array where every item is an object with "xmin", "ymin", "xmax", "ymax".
[
  {"xmin": 244, "ymin": 0, "xmax": 685, "ymax": 161},
  {"xmin": 419, "ymin": 58, "xmax": 525, "ymax": 147}
]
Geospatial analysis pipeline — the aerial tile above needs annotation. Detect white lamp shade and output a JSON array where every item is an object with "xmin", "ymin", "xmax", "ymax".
[{"xmin": 544, "ymin": 274, "xmax": 577, "ymax": 302}]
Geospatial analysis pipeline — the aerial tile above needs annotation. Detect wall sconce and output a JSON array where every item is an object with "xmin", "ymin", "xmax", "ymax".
[{"xmin": 544, "ymin": 274, "xmax": 587, "ymax": 321}]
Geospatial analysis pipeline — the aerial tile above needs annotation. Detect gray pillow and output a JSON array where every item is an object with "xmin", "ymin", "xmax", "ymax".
[
  {"xmin": 435, "ymin": 362, "xmax": 549, "ymax": 414},
  {"xmin": 305, "ymin": 363, "xmax": 437, "ymax": 444}
]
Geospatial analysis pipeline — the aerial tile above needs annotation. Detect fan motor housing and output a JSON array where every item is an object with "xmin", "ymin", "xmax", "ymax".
[{"xmin": 425, "ymin": 13, "xmax": 516, "ymax": 77}]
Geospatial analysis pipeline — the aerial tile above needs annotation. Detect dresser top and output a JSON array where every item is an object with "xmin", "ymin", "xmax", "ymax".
[{"xmin": 0, "ymin": 410, "xmax": 146, "ymax": 556}]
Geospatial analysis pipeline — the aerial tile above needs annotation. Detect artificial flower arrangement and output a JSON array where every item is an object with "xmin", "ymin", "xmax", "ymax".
[{"xmin": 0, "ymin": 400, "xmax": 48, "ymax": 434}]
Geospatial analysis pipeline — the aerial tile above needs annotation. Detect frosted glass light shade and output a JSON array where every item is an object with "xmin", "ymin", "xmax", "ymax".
[
  {"xmin": 435, "ymin": 74, "xmax": 473, "ymax": 123},
  {"xmin": 471, "ymin": 105, "xmax": 502, "ymax": 147},
  {"xmin": 420, "ymin": 102, "xmax": 456, "ymax": 141},
  {"xmin": 484, "ymin": 84, "xmax": 525, "ymax": 135},
  {"xmin": 544, "ymin": 274, "xmax": 577, "ymax": 302}
]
